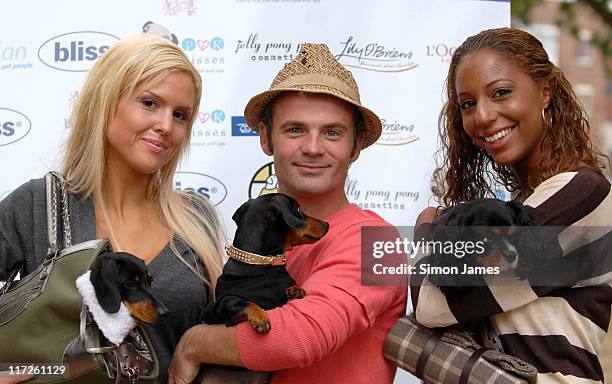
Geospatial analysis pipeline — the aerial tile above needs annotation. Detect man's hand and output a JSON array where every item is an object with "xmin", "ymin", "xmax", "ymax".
[
  {"xmin": 168, "ymin": 323, "xmax": 242, "ymax": 384},
  {"xmin": 169, "ymin": 325, "xmax": 206, "ymax": 384}
]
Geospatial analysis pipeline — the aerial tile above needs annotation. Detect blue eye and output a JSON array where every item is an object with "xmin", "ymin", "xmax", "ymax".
[
  {"xmin": 288, "ymin": 127, "xmax": 301, "ymax": 134},
  {"xmin": 326, "ymin": 130, "xmax": 339, "ymax": 137}
]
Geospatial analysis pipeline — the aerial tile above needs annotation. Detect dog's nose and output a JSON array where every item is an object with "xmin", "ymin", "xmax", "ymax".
[
  {"xmin": 500, "ymin": 240, "xmax": 517, "ymax": 262},
  {"xmin": 156, "ymin": 307, "xmax": 168, "ymax": 321},
  {"xmin": 155, "ymin": 301, "xmax": 169, "ymax": 321}
]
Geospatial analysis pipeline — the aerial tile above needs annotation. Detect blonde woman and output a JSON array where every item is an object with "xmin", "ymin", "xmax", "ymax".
[{"xmin": 0, "ymin": 34, "xmax": 224, "ymax": 383}]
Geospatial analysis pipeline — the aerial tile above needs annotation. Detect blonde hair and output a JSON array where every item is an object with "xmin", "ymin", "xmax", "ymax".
[{"xmin": 63, "ymin": 33, "xmax": 223, "ymax": 290}]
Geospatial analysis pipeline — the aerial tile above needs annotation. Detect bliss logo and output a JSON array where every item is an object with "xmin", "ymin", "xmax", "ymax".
[
  {"xmin": 174, "ymin": 171, "xmax": 227, "ymax": 206},
  {"xmin": 231, "ymin": 116, "xmax": 257, "ymax": 136},
  {"xmin": 0, "ymin": 108, "xmax": 32, "ymax": 147},
  {"xmin": 38, "ymin": 31, "xmax": 119, "ymax": 72}
]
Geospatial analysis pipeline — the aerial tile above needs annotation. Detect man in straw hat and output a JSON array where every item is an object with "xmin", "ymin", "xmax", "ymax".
[{"xmin": 169, "ymin": 43, "xmax": 406, "ymax": 384}]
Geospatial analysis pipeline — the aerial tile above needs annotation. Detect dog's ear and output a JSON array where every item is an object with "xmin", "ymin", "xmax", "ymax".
[
  {"xmin": 506, "ymin": 201, "xmax": 537, "ymax": 226},
  {"xmin": 90, "ymin": 254, "xmax": 122, "ymax": 314},
  {"xmin": 232, "ymin": 199, "xmax": 254, "ymax": 225},
  {"xmin": 269, "ymin": 196, "xmax": 305, "ymax": 230},
  {"xmin": 505, "ymin": 201, "xmax": 540, "ymax": 279}
]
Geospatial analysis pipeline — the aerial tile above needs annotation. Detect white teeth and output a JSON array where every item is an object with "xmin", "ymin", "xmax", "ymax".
[{"xmin": 484, "ymin": 128, "xmax": 512, "ymax": 143}]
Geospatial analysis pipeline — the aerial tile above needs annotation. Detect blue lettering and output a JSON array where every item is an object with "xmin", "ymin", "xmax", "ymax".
[
  {"xmin": 197, "ymin": 187, "xmax": 210, "ymax": 199},
  {"xmin": 0, "ymin": 122, "xmax": 15, "ymax": 136},
  {"xmin": 54, "ymin": 41, "xmax": 106, "ymax": 62},
  {"xmin": 71, "ymin": 41, "xmax": 77, "ymax": 61},
  {"xmin": 174, "ymin": 181, "xmax": 211, "ymax": 199},
  {"xmin": 85, "ymin": 45, "xmax": 98, "ymax": 60},
  {"xmin": 54, "ymin": 42, "xmax": 69, "ymax": 62},
  {"xmin": 1, "ymin": 46, "xmax": 27, "ymax": 61}
]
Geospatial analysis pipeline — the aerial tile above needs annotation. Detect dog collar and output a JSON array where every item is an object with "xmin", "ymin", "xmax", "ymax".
[{"xmin": 226, "ymin": 245, "xmax": 286, "ymax": 266}]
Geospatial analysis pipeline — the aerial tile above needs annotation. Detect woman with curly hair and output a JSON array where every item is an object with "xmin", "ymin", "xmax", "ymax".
[{"xmin": 410, "ymin": 28, "xmax": 611, "ymax": 382}]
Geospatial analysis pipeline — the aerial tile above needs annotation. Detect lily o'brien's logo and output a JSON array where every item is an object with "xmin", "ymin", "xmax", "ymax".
[
  {"xmin": 0, "ymin": 108, "xmax": 32, "ymax": 147},
  {"xmin": 174, "ymin": 171, "xmax": 227, "ymax": 206},
  {"xmin": 38, "ymin": 31, "xmax": 120, "ymax": 72},
  {"xmin": 335, "ymin": 36, "xmax": 417, "ymax": 73},
  {"xmin": 375, "ymin": 118, "xmax": 419, "ymax": 146}
]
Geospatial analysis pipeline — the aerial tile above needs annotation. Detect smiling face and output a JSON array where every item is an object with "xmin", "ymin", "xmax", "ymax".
[
  {"xmin": 259, "ymin": 92, "xmax": 361, "ymax": 210},
  {"xmin": 455, "ymin": 49, "xmax": 550, "ymax": 178},
  {"xmin": 105, "ymin": 71, "xmax": 195, "ymax": 179}
]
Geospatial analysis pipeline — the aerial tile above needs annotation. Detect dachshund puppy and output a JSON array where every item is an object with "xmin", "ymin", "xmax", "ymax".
[
  {"xmin": 90, "ymin": 252, "xmax": 168, "ymax": 324},
  {"xmin": 425, "ymin": 198, "xmax": 541, "ymax": 297},
  {"xmin": 76, "ymin": 252, "xmax": 168, "ymax": 345},
  {"xmin": 203, "ymin": 193, "xmax": 329, "ymax": 333}
]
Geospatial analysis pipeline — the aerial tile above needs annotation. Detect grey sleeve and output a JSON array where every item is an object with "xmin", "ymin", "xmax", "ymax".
[{"xmin": 0, "ymin": 178, "xmax": 47, "ymax": 280}]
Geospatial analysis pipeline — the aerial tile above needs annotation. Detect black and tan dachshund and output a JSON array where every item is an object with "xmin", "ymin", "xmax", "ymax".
[
  {"xmin": 203, "ymin": 193, "xmax": 329, "ymax": 333},
  {"xmin": 425, "ymin": 198, "xmax": 542, "ymax": 297},
  {"xmin": 90, "ymin": 252, "xmax": 168, "ymax": 325}
]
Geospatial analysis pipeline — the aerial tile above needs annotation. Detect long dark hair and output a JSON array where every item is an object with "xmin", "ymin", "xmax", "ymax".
[{"xmin": 438, "ymin": 27, "xmax": 605, "ymax": 205}]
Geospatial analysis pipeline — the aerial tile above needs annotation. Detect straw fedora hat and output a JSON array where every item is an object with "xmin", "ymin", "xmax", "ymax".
[{"xmin": 243, "ymin": 43, "xmax": 382, "ymax": 149}]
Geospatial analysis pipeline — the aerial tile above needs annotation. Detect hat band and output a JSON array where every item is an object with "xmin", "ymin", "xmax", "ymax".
[{"xmin": 274, "ymin": 74, "xmax": 361, "ymax": 104}]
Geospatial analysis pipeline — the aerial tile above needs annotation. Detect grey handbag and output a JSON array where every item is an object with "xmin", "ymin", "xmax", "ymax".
[{"xmin": 0, "ymin": 172, "xmax": 159, "ymax": 383}]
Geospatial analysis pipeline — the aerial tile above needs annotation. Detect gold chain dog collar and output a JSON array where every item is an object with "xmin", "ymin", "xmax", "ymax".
[{"xmin": 226, "ymin": 245, "xmax": 286, "ymax": 266}]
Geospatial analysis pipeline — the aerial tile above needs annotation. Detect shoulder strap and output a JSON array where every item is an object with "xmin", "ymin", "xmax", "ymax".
[
  {"xmin": 45, "ymin": 172, "xmax": 59, "ymax": 254},
  {"xmin": 45, "ymin": 171, "xmax": 72, "ymax": 253}
]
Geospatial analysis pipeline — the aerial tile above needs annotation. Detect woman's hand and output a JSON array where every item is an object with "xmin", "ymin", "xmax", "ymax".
[
  {"xmin": 0, "ymin": 373, "xmax": 33, "ymax": 384},
  {"xmin": 416, "ymin": 207, "xmax": 440, "ymax": 227}
]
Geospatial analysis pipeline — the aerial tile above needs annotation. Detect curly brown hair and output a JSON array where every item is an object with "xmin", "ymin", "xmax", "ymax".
[{"xmin": 438, "ymin": 27, "xmax": 605, "ymax": 206}]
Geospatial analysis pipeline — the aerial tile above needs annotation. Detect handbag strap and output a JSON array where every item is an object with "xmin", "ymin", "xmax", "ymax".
[
  {"xmin": 459, "ymin": 347, "xmax": 492, "ymax": 384},
  {"xmin": 45, "ymin": 171, "xmax": 72, "ymax": 254},
  {"xmin": 415, "ymin": 328, "xmax": 442, "ymax": 379},
  {"xmin": 0, "ymin": 172, "xmax": 72, "ymax": 302}
]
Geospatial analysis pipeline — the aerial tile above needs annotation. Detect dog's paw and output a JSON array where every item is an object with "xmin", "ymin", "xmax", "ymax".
[
  {"xmin": 244, "ymin": 302, "xmax": 271, "ymax": 333},
  {"xmin": 252, "ymin": 318, "xmax": 271, "ymax": 333},
  {"xmin": 286, "ymin": 285, "xmax": 306, "ymax": 299}
]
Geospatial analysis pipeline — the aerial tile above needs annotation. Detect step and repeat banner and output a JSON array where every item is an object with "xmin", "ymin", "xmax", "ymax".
[
  {"xmin": 1, "ymin": 1, "xmax": 508, "ymax": 382},
  {"xmin": 0, "ymin": 1, "xmax": 509, "ymax": 236}
]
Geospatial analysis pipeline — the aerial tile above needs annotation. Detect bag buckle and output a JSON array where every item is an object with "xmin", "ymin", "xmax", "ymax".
[
  {"xmin": 39, "ymin": 250, "xmax": 58, "ymax": 281},
  {"xmin": 122, "ymin": 365, "xmax": 140, "ymax": 384}
]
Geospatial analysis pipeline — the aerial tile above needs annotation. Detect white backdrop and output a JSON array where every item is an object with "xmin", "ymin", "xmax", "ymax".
[{"xmin": 0, "ymin": 1, "xmax": 509, "ymax": 382}]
